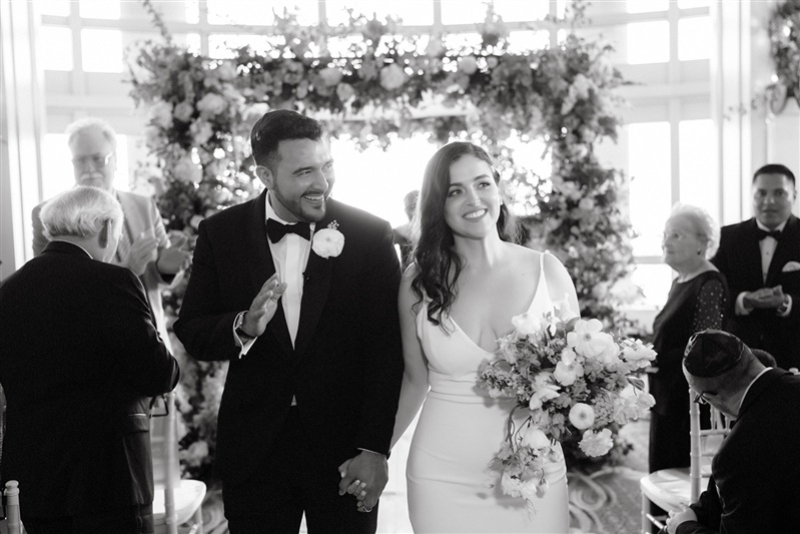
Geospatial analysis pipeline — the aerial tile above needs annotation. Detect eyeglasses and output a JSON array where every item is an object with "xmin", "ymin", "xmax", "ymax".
[
  {"xmin": 72, "ymin": 153, "xmax": 113, "ymax": 169},
  {"xmin": 693, "ymin": 391, "xmax": 717, "ymax": 405}
]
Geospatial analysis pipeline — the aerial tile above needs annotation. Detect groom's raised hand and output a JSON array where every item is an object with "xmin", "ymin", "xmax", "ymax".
[
  {"xmin": 241, "ymin": 274, "xmax": 288, "ymax": 337},
  {"xmin": 338, "ymin": 451, "xmax": 388, "ymax": 512}
]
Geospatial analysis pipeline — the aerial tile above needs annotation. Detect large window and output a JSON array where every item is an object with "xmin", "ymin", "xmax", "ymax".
[{"xmin": 35, "ymin": 0, "xmax": 714, "ymax": 310}]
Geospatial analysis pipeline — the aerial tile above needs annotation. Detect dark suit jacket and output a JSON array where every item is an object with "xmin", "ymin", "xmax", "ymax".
[
  {"xmin": 173, "ymin": 193, "xmax": 404, "ymax": 489},
  {"xmin": 673, "ymin": 369, "xmax": 800, "ymax": 534},
  {"xmin": 0, "ymin": 242, "xmax": 180, "ymax": 518},
  {"xmin": 33, "ymin": 191, "xmax": 174, "ymax": 349},
  {"xmin": 711, "ymin": 215, "xmax": 800, "ymax": 369}
]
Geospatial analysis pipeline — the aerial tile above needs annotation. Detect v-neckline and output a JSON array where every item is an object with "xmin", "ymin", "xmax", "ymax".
[{"xmin": 447, "ymin": 283, "xmax": 541, "ymax": 355}]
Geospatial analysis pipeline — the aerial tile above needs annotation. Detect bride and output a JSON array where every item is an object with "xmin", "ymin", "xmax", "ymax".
[{"xmin": 392, "ymin": 142, "xmax": 579, "ymax": 533}]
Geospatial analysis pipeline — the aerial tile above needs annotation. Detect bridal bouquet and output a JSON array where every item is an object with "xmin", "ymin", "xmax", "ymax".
[{"xmin": 476, "ymin": 306, "xmax": 656, "ymax": 504}]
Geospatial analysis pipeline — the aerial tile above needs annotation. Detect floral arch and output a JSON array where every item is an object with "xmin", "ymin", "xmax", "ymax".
[{"xmin": 129, "ymin": 0, "xmax": 638, "ymax": 480}]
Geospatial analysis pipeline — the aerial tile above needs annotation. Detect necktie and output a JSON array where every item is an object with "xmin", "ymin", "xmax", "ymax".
[
  {"xmin": 756, "ymin": 228, "xmax": 781, "ymax": 241},
  {"xmin": 267, "ymin": 218, "xmax": 311, "ymax": 242}
]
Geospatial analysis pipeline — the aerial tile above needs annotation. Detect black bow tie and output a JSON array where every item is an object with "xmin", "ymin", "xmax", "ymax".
[
  {"xmin": 756, "ymin": 228, "xmax": 781, "ymax": 241},
  {"xmin": 267, "ymin": 218, "xmax": 311, "ymax": 242}
]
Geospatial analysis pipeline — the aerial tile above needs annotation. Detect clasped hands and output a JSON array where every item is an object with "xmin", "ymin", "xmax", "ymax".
[
  {"xmin": 127, "ymin": 231, "xmax": 191, "ymax": 276},
  {"xmin": 338, "ymin": 451, "xmax": 389, "ymax": 513},
  {"xmin": 743, "ymin": 285, "xmax": 787, "ymax": 311}
]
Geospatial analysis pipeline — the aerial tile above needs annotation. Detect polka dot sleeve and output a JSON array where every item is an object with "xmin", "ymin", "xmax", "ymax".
[{"xmin": 693, "ymin": 278, "xmax": 727, "ymax": 332}]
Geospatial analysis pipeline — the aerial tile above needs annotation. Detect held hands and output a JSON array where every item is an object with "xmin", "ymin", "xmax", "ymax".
[
  {"xmin": 156, "ymin": 232, "xmax": 191, "ymax": 274},
  {"xmin": 743, "ymin": 285, "xmax": 786, "ymax": 310},
  {"xmin": 242, "ymin": 274, "xmax": 288, "ymax": 337},
  {"xmin": 127, "ymin": 233, "xmax": 159, "ymax": 276},
  {"xmin": 338, "ymin": 451, "xmax": 389, "ymax": 513},
  {"xmin": 665, "ymin": 506, "xmax": 698, "ymax": 534}
]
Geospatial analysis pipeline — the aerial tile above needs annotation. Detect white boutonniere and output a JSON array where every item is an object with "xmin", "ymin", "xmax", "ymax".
[{"xmin": 312, "ymin": 220, "xmax": 345, "ymax": 259}]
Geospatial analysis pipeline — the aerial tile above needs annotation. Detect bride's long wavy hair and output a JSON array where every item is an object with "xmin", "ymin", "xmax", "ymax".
[{"xmin": 411, "ymin": 142, "xmax": 516, "ymax": 326}]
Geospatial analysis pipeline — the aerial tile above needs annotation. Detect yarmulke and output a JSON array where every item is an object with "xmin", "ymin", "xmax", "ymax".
[{"xmin": 683, "ymin": 329, "xmax": 747, "ymax": 378}]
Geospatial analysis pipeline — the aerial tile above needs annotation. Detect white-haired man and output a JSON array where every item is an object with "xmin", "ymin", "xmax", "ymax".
[
  {"xmin": 1, "ymin": 186, "xmax": 180, "ymax": 534},
  {"xmin": 31, "ymin": 117, "xmax": 190, "ymax": 345}
]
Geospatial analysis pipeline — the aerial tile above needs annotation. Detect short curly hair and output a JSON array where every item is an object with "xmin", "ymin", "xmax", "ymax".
[{"xmin": 667, "ymin": 203, "xmax": 720, "ymax": 258}]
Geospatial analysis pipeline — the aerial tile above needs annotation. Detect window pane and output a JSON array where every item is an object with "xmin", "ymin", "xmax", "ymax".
[
  {"xmin": 631, "ymin": 264, "xmax": 673, "ymax": 308},
  {"xmin": 42, "ymin": 134, "xmax": 72, "ymax": 201},
  {"xmin": 507, "ymin": 30, "xmax": 550, "ymax": 53},
  {"xmin": 493, "ymin": 0, "xmax": 550, "ymax": 22},
  {"xmin": 40, "ymin": 26, "xmax": 73, "ymax": 71},
  {"xmin": 679, "ymin": 119, "xmax": 718, "ymax": 221},
  {"xmin": 326, "ymin": 0, "xmax": 433, "ymax": 26},
  {"xmin": 627, "ymin": 21, "xmax": 669, "ymax": 64},
  {"xmin": 79, "ymin": 0, "xmax": 120, "ymax": 19},
  {"xmin": 206, "ymin": 0, "xmax": 272, "ymax": 25},
  {"xmin": 36, "ymin": 0, "xmax": 71, "ymax": 17},
  {"xmin": 626, "ymin": 0, "xmax": 668, "ymax": 13},
  {"xmin": 185, "ymin": 0, "xmax": 200, "ymax": 23},
  {"xmin": 441, "ymin": 0, "xmax": 489, "ymax": 25},
  {"xmin": 678, "ymin": 0, "xmax": 710, "ymax": 8},
  {"xmin": 81, "ymin": 29, "xmax": 123, "ymax": 72},
  {"xmin": 678, "ymin": 16, "xmax": 711, "ymax": 61},
  {"xmin": 628, "ymin": 122, "xmax": 671, "ymax": 257},
  {"xmin": 443, "ymin": 32, "xmax": 483, "ymax": 51},
  {"xmin": 331, "ymin": 136, "xmax": 436, "ymax": 228},
  {"xmin": 209, "ymin": 34, "xmax": 270, "ymax": 59}
]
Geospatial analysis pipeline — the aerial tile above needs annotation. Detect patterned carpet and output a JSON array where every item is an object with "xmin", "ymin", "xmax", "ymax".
[{"xmin": 185, "ymin": 419, "xmax": 650, "ymax": 534}]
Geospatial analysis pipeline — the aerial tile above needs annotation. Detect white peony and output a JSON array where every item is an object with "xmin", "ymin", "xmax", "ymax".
[
  {"xmin": 173, "ymin": 101, "xmax": 194, "ymax": 123},
  {"xmin": 379, "ymin": 64, "xmax": 406, "ymax": 91},
  {"xmin": 172, "ymin": 155, "xmax": 202, "ymax": 184},
  {"xmin": 458, "ymin": 55, "xmax": 478, "ymax": 75},
  {"xmin": 149, "ymin": 100, "xmax": 174, "ymax": 129},
  {"xmin": 336, "ymin": 82, "xmax": 355, "ymax": 102},
  {"xmin": 569, "ymin": 403, "xmax": 595, "ymax": 430},
  {"xmin": 196, "ymin": 92, "xmax": 227, "ymax": 117},
  {"xmin": 319, "ymin": 67, "xmax": 343, "ymax": 87},
  {"xmin": 190, "ymin": 120, "xmax": 214, "ymax": 146},
  {"xmin": 578, "ymin": 428, "xmax": 614, "ymax": 457},
  {"xmin": 567, "ymin": 319, "xmax": 617, "ymax": 361},
  {"xmin": 215, "ymin": 60, "xmax": 237, "ymax": 81},
  {"xmin": 312, "ymin": 226, "xmax": 345, "ymax": 259}
]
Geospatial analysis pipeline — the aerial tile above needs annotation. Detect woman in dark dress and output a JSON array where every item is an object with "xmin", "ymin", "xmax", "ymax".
[{"xmin": 649, "ymin": 204, "xmax": 729, "ymax": 474}]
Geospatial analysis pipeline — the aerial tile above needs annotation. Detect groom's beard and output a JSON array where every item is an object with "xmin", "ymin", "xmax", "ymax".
[{"xmin": 272, "ymin": 185, "xmax": 332, "ymax": 223}]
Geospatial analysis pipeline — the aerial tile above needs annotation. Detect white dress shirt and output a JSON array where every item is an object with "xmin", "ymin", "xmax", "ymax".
[
  {"xmin": 735, "ymin": 219, "xmax": 792, "ymax": 317},
  {"xmin": 234, "ymin": 194, "xmax": 315, "ymax": 356}
]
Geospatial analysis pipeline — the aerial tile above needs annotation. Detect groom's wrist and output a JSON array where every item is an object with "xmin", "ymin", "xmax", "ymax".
[{"xmin": 357, "ymin": 448, "xmax": 389, "ymax": 460}]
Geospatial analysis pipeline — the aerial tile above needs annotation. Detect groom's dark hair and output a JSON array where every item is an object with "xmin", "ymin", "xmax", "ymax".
[{"xmin": 250, "ymin": 109, "xmax": 324, "ymax": 173}]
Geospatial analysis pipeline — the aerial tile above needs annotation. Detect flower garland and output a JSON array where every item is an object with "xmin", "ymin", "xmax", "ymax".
[
  {"xmin": 767, "ymin": 0, "xmax": 800, "ymax": 112},
  {"xmin": 129, "ymin": 0, "xmax": 639, "ymax": 481}
]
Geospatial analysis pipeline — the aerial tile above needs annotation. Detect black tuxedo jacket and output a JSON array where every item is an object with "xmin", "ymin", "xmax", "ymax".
[
  {"xmin": 0, "ymin": 242, "xmax": 180, "ymax": 518},
  {"xmin": 711, "ymin": 215, "xmax": 800, "ymax": 369},
  {"xmin": 173, "ymin": 193, "xmax": 404, "ymax": 488},
  {"xmin": 673, "ymin": 369, "xmax": 800, "ymax": 534}
]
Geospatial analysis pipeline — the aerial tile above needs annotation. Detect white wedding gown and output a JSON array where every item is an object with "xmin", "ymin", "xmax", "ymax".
[{"xmin": 407, "ymin": 253, "xmax": 570, "ymax": 533}]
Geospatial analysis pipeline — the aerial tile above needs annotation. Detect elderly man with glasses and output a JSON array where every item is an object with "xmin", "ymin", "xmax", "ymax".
[
  {"xmin": 31, "ymin": 117, "xmax": 190, "ymax": 348},
  {"xmin": 663, "ymin": 329, "xmax": 800, "ymax": 534}
]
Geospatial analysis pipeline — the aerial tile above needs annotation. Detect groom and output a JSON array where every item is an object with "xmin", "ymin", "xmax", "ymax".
[{"xmin": 174, "ymin": 110, "xmax": 404, "ymax": 533}]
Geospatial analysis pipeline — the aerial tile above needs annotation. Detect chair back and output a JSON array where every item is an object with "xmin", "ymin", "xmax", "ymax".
[
  {"xmin": 689, "ymin": 390, "xmax": 731, "ymax": 501},
  {"xmin": 1, "ymin": 480, "xmax": 21, "ymax": 534}
]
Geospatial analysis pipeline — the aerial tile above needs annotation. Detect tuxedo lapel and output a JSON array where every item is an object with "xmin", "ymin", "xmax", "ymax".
[
  {"xmin": 294, "ymin": 206, "xmax": 336, "ymax": 359},
  {"xmin": 247, "ymin": 190, "xmax": 293, "ymax": 357},
  {"xmin": 740, "ymin": 219, "xmax": 767, "ymax": 287},
  {"xmin": 766, "ymin": 215, "xmax": 799, "ymax": 286}
]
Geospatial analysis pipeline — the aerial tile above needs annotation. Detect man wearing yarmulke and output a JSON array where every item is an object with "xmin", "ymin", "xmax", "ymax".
[{"xmin": 663, "ymin": 329, "xmax": 800, "ymax": 534}]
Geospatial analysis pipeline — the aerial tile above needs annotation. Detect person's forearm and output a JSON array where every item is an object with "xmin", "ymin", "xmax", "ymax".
[{"xmin": 391, "ymin": 377, "xmax": 429, "ymax": 449}]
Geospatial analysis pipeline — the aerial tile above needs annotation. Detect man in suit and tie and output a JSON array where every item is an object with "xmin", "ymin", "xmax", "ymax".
[
  {"xmin": 0, "ymin": 186, "xmax": 180, "ymax": 534},
  {"xmin": 711, "ymin": 164, "xmax": 800, "ymax": 370},
  {"xmin": 664, "ymin": 329, "xmax": 800, "ymax": 534},
  {"xmin": 173, "ymin": 110, "xmax": 404, "ymax": 533},
  {"xmin": 31, "ymin": 117, "xmax": 190, "ymax": 346}
]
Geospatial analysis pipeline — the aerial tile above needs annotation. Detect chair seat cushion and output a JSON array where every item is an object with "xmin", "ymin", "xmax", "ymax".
[
  {"xmin": 153, "ymin": 479, "xmax": 207, "ymax": 526},
  {"xmin": 640, "ymin": 468, "xmax": 709, "ymax": 512}
]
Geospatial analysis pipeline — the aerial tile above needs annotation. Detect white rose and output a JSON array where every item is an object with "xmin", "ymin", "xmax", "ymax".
[
  {"xmin": 190, "ymin": 120, "xmax": 214, "ymax": 146},
  {"xmin": 578, "ymin": 428, "xmax": 614, "ymax": 457},
  {"xmin": 196, "ymin": 92, "xmax": 227, "ymax": 117},
  {"xmin": 521, "ymin": 426, "xmax": 551, "ymax": 449},
  {"xmin": 379, "ymin": 64, "xmax": 406, "ymax": 91},
  {"xmin": 458, "ymin": 55, "xmax": 478, "ymax": 75},
  {"xmin": 149, "ymin": 100, "xmax": 174, "ymax": 129},
  {"xmin": 336, "ymin": 82, "xmax": 355, "ymax": 102},
  {"xmin": 216, "ymin": 60, "xmax": 237, "ymax": 81},
  {"xmin": 569, "ymin": 403, "xmax": 595, "ymax": 430},
  {"xmin": 319, "ymin": 67, "xmax": 343, "ymax": 87},
  {"xmin": 174, "ymin": 101, "xmax": 194, "ymax": 123},
  {"xmin": 312, "ymin": 228, "xmax": 345, "ymax": 259},
  {"xmin": 511, "ymin": 312, "xmax": 541, "ymax": 337},
  {"xmin": 172, "ymin": 155, "xmax": 202, "ymax": 184}
]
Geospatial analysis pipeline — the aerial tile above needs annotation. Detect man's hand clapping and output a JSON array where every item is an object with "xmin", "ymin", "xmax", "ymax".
[
  {"xmin": 241, "ymin": 274, "xmax": 288, "ymax": 337},
  {"xmin": 743, "ymin": 285, "xmax": 786, "ymax": 310},
  {"xmin": 156, "ymin": 232, "xmax": 191, "ymax": 274},
  {"xmin": 127, "ymin": 234, "xmax": 159, "ymax": 276}
]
